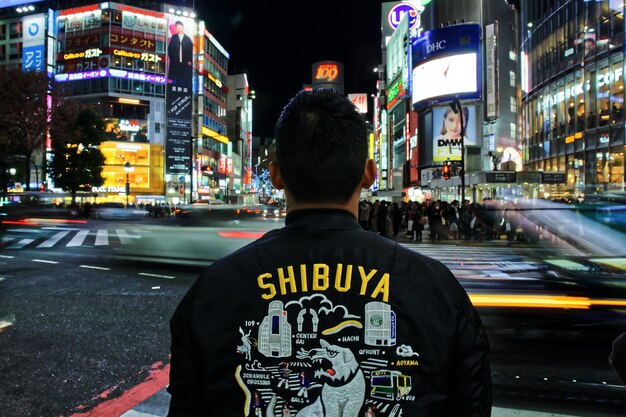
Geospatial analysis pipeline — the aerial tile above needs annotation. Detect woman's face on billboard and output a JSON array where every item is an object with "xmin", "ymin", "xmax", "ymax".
[{"xmin": 444, "ymin": 111, "xmax": 461, "ymax": 138}]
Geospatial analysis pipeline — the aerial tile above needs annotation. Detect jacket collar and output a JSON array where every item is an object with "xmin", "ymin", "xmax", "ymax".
[{"xmin": 285, "ymin": 208, "xmax": 361, "ymax": 231}]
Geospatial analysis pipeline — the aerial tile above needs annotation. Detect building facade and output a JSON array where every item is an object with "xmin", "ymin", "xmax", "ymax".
[
  {"xmin": 520, "ymin": 0, "xmax": 625, "ymax": 198},
  {"xmin": 226, "ymin": 73, "xmax": 253, "ymax": 199},
  {"xmin": 195, "ymin": 26, "xmax": 230, "ymax": 202},
  {"xmin": 375, "ymin": 0, "xmax": 520, "ymax": 203}
]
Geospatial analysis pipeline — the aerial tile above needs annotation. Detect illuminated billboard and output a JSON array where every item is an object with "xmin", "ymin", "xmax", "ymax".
[
  {"xmin": 311, "ymin": 61, "xmax": 344, "ymax": 94},
  {"xmin": 432, "ymin": 104, "xmax": 476, "ymax": 162},
  {"xmin": 165, "ymin": 15, "xmax": 195, "ymax": 175},
  {"xmin": 411, "ymin": 24, "xmax": 481, "ymax": 109},
  {"xmin": 22, "ymin": 13, "xmax": 46, "ymax": 72}
]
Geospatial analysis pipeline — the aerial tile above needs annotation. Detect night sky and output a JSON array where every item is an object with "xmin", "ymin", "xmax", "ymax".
[{"xmin": 196, "ymin": 1, "xmax": 385, "ymax": 139}]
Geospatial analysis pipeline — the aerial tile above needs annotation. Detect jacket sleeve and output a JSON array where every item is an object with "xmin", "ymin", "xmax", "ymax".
[
  {"xmin": 447, "ymin": 282, "xmax": 492, "ymax": 417},
  {"xmin": 167, "ymin": 278, "xmax": 207, "ymax": 417}
]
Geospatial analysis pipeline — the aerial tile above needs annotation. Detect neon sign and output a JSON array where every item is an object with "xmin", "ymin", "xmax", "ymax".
[
  {"xmin": 314, "ymin": 63, "xmax": 339, "ymax": 81},
  {"xmin": 387, "ymin": 2, "xmax": 419, "ymax": 31},
  {"xmin": 54, "ymin": 69, "xmax": 167, "ymax": 84}
]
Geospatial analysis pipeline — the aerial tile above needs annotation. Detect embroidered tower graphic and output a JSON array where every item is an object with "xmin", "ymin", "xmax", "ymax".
[
  {"xmin": 258, "ymin": 300, "xmax": 292, "ymax": 357},
  {"xmin": 364, "ymin": 301, "xmax": 396, "ymax": 346}
]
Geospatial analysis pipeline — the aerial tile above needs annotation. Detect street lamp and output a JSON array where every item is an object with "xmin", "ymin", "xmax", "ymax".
[
  {"xmin": 451, "ymin": 97, "xmax": 466, "ymax": 203},
  {"xmin": 124, "ymin": 161, "xmax": 133, "ymax": 207}
]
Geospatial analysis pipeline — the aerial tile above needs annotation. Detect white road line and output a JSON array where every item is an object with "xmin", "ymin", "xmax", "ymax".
[
  {"xmin": 8, "ymin": 238, "xmax": 35, "ymax": 249},
  {"xmin": 42, "ymin": 227, "xmax": 82, "ymax": 231},
  {"xmin": 67, "ymin": 229, "xmax": 90, "ymax": 247},
  {"xmin": 116, "ymin": 229, "xmax": 133, "ymax": 245},
  {"xmin": 1, "ymin": 237, "xmax": 14, "ymax": 243},
  {"xmin": 32, "ymin": 259, "xmax": 59, "ymax": 264},
  {"xmin": 139, "ymin": 272, "xmax": 175, "ymax": 279},
  {"xmin": 95, "ymin": 229, "xmax": 108, "ymax": 246},
  {"xmin": 0, "ymin": 277, "xmax": 4, "ymax": 282},
  {"xmin": 6, "ymin": 228, "xmax": 42, "ymax": 233},
  {"xmin": 37, "ymin": 231, "xmax": 70, "ymax": 248},
  {"xmin": 0, "ymin": 254, "xmax": 14, "ymax": 259},
  {"xmin": 79, "ymin": 265, "xmax": 110, "ymax": 271}
]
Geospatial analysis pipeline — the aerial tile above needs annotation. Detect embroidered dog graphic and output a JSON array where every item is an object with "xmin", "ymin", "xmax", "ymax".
[{"xmin": 266, "ymin": 339, "xmax": 365, "ymax": 417}]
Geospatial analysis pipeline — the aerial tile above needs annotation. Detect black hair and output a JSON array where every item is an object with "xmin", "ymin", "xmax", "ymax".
[
  {"xmin": 274, "ymin": 88, "xmax": 368, "ymax": 204},
  {"xmin": 175, "ymin": 21, "xmax": 184, "ymax": 26}
]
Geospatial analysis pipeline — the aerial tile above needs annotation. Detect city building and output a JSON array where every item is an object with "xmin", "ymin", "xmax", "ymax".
[
  {"xmin": 376, "ymin": 0, "xmax": 520, "ymax": 203},
  {"xmin": 520, "ymin": 0, "xmax": 625, "ymax": 199},
  {"xmin": 226, "ymin": 73, "xmax": 253, "ymax": 201},
  {"xmin": 196, "ymin": 26, "xmax": 230, "ymax": 202},
  {"xmin": 53, "ymin": 2, "xmax": 174, "ymax": 204}
]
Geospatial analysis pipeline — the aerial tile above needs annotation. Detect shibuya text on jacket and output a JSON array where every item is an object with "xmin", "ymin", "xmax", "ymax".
[{"xmin": 167, "ymin": 209, "xmax": 492, "ymax": 417}]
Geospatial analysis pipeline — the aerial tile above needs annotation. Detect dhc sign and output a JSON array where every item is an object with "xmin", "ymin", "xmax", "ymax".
[{"xmin": 426, "ymin": 40, "xmax": 447, "ymax": 53}]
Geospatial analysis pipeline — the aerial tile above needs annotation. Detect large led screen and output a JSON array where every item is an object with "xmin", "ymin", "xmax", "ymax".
[{"xmin": 412, "ymin": 52, "xmax": 477, "ymax": 105}]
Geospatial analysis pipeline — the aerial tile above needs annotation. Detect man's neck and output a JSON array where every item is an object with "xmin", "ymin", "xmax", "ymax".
[{"xmin": 285, "ymin": 192, "xmax": 360, "ymax": 219}]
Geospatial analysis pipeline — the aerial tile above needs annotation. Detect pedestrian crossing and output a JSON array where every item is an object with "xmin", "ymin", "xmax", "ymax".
[
  {"xmin": 1, "ymin": 227, "xmax": 142, "ymax": 250},
  {"xmin": 399, "ymin": 241, "xmax": 549, "ymax": 281}
]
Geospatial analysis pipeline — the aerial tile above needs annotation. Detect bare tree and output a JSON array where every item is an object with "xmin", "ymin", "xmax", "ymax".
[
  {"xmin": 49, "ymin": 99, "xmax": 106, "ymax": 205},
  {"xmin": 0, "ymin": 68, "xmax": 50, "ymax": 192}
]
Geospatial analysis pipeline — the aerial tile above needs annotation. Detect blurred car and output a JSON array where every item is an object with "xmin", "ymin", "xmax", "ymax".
[{"xmin": 91, "ymin": 202, "xmax": 149, "ymax": 220}]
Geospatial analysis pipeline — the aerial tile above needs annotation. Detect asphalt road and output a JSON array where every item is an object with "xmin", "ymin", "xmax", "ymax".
[{"xmin": 1, "ymin": 217, "xmax": 626, "ymax": 416}]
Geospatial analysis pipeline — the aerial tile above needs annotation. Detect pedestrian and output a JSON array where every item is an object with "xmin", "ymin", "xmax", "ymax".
[
  {"xmin": 167, "ymin": 88, "xmax": 492, "ymax": 417},
  {"xmin": 359, "ymin": 200, "xmax": 370, "ymax": 230}
]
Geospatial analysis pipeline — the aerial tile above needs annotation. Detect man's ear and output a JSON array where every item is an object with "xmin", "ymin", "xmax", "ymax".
[
  {"xmin": 361, "ymin": 159, "xmax": 377, "ymax": 189},
  {"xmin": 269, "ymin": 161, "xmax": 285, "ymax": 190}
]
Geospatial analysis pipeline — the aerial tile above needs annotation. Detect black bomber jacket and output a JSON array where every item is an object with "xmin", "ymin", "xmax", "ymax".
[{"xmin": 167, "ymin": 209, "xmax": 492, "ymax": 417}]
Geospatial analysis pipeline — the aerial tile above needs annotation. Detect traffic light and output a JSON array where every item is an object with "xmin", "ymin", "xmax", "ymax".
[{"xmin": 442, "ymin": 164, "xmax": 451, "ymax": 180}]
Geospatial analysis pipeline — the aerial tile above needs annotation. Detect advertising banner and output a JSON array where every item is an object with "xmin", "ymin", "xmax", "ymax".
[
  {"xmin": 165, "ymin": 15, "xmax": 194, "ymax": 175},
  {"xmin": 432, "ymin": 104, "xmax": 476, "ymax": 162},
  {"xmin": 412, "ymin": 23, "xmax": 482, "ymax": 109},
  {"xmin": 485, "ymin": 23, "xmax": 498, "ymax": 120},
  {"xmin": 348, "ymin": 93, "xmax": 368, "ymax": 113},
  {"xmin": 22, "ymin": 13, "xmax": 45, "ymax": 72}
]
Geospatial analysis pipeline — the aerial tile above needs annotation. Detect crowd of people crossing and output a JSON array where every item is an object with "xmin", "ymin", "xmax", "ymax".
[{"xmin": 358, "ymin": 198, "xmax": 530, "ymax": 243}]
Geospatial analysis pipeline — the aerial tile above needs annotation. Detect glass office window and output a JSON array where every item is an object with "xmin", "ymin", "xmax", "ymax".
[
  {"xmin": 575, "ymin": 70, "xmax": 585, "ymax": 131},
  {"xmin": 585, "ymin": 67, "xmax": 597, "ymax": 128},
  {"xmin": 598, "ymin": 60, "xmax": 611, "ymax": 126},
  {"xmin": 610, "ymin": 56, "xmax": 624, "ymax": 122}
]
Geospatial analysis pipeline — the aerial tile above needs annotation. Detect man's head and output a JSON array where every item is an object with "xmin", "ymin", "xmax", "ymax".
[
  {"xmin": 175, "ymin": 21, "xmax": 184, "ymax": 35},
  {"xmin": 272, "ymin": 88, "xmax": 373, "ymax": 204}
]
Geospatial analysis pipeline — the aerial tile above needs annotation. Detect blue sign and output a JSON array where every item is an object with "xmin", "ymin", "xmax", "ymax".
[
  {"xmin": 22, "ymin": 14, "xmax": 46, "ymax": 72},
  {"xmin": 411, "ymin": 24, "xmax": 482, "ymax": 109},
  {"xmin": 412, "ymin": 23, "xmax": 481, "ymax": 67}
]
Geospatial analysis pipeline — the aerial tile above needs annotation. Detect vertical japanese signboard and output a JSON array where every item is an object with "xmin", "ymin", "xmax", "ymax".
[
  {"xmin": 22, "ymin": 13, "xmax": 45, "ymax": 72},
  {"xmin": 165, "ymin": 15, "xmax": 194, "ymax": 175}
]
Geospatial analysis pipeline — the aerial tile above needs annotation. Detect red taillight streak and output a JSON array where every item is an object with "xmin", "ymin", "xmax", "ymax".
[{"xmin": 218, "ymin": 231, "xmax": 266, "ymax": 239}]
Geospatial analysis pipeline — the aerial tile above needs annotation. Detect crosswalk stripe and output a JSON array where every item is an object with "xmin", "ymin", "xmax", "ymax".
[
  {"xmin": 116, "ymin": 229, "xmax": 133, "ymax": 245},
  {"xmin": 37, "ymin": 231, "xmax": 70, "ymax": 248},
  {"xmin": 1, "ymin": 237, "xmax": 14, "ymax": 244},
  {"xmin": 67, "ymin": 229, "xmax": 90, "ymax": 247},
  {"xmin": 95, "ymin": 229, "xmax": 108, "ymax": 246},
  {"xmin": 8, "ymin": 238, "xmax": 35, "ymax": 249}
]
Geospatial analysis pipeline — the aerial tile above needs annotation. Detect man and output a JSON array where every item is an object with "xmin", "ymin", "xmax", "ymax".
[
  {"xmin": 167, "ymin": 89, "xmax": 492, "ymax": 417},
  {"xmin": 167, "ymin": 20, "xmax": 193, "ymax": 85}
]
